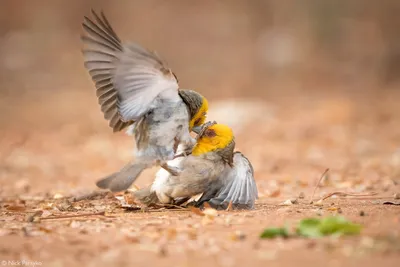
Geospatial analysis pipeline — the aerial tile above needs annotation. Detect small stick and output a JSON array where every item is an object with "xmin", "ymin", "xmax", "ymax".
[
  {"xmin": 136, "ymin": 208, "xmax": 189, "ymax": 213},
  {"xmin": 41, "ymin": 211, "xmax": 106, "ymax": 220},
  {"xmin": 309, "ymin": 168, "xmax": 330, "ymax": 204},
  {"xmin": 321, "ymin": 191, "xmax": 378, "ymax": 201},
  {"xmin": 69, "ymin": 191, "xmax": 109, "ymax": 202},
  {"xmin": 153, "ymin": 203, "xmax": 187, "ymax": 210}
]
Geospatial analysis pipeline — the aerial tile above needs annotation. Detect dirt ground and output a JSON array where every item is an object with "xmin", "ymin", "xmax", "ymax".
[{"xmin": 1, "ymin": 89, "xmax": 400, "ymax": 267}]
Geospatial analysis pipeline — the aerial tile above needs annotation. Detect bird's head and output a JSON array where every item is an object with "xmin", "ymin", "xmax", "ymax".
[
  {"xmin": 178, "ymin": 89, "xmax": 208, "ymax": 132},
  {"xmin": 192, "ymin": 122, "xmax": 235, "ymax": 165}
]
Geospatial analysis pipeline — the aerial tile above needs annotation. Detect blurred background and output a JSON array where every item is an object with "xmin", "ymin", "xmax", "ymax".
[{"xmin": 1, "ymin": 0, "xmax": 400, "ymax": 197}]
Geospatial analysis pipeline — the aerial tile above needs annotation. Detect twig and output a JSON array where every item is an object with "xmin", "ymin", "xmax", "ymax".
[
  {"xmin": 309, "ymin": 168, "xmax": 330, "ymax": 204},
  {"xmin": 140, "ymin": 208, "xmax": 189, "ymax": 213},
  {"xmin": 320, "ymin": 191, "xmax": 378, "ymax": 201},
  {"xmin": 153, "ymin": 203, "xmax": 187, "ymax": 210},
  {"xmin": 41, "ymin": 211, "xmax": 106, "ymax": 220},
  {"xmin": 68, "ymin": 191, "xmax": 109, "ymax": 202}
]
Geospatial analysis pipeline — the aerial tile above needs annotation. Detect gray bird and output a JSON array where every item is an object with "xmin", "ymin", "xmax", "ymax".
[
  {"xmin": 81, "ymin": 10, "xmax": 209, "ymax": 192},
  {"xmin": 133, "ymin": 122, "xmax": 258, "ymax": 210}
]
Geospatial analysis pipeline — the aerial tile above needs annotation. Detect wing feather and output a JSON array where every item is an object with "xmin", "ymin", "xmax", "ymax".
[
  {"xmin": 208, "ymin": 152, "xmax": 258, "ymax": 209},
  {"xmin": 81, "ymin": 10, "xmax": 179, "ymax": 132}
]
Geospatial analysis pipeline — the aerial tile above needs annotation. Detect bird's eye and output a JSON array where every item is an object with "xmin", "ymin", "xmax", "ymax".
[
  {"xmin": 194, "ymin": 118, "xmax": 201, "ymax": 126},
  {"xmin": 205, "ymin": 129, "xmax": 216, "ymax": 137}
]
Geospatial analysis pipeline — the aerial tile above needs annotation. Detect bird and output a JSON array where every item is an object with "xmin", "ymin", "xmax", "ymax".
[
  {"xmin": 132, "ymin": 122, "xmax": 258, "ymax": 210},
  {"xmin": 81, "ymin": 10, "xmax": 208, "ymax": 192}
]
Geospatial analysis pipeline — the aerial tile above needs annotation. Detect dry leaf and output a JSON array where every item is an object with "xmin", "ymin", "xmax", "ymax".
[
  {"xmin": 313, "ymin": 199, "xmax": 324, "ymax": 206},
  {"xmin": 38, "ymin": 226, "xmax": 53, "ymax": 234},
  {"xmin": 201, "ymin": 208, "xmax": 218, "ymax": 225},
  {"xmin": 190, "ymin": 206, "xmax": 204, "ymax": 216},
  {"xmin": 281, "ymin": 199, "xmax": 294, "ymax": 206},
  {"xmin": 6, "ymin": 205, "xmax": 26, "ymax": 211},
  {"xmin": 123, "ymin": 193, "xmax": 136, "ymax": 205},
  {"xmin": 203, "ymin": 208, "xmax": 218, "ymax": 218},
  {"xmin": 53, "ymin": 193, "xmax": 64, "ymax": 199}
]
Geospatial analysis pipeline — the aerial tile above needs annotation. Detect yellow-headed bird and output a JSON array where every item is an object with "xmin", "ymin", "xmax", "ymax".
[
  {"xmin": 133, "ymin": 122, "xmax": 258, "ymax": 210},
  {"xmin": 81, "ymin": 10, "xmax": 208, "ymax": 192}
]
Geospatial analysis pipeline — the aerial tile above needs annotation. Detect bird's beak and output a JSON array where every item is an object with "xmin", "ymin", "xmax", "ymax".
[{"xmin": 192, "ymin": 126, "xmax": 202, "ymax": 134}]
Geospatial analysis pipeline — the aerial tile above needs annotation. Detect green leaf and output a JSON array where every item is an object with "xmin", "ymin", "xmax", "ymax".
[
  {"xmin": 296, "ymin": 218, "xmax": 324, "ymax": 238},
  {"xmin": 297, "ymin": 216, "xmax": 362, "ymax": 238},
  {"xmin": 319, "ymin": 216, "xmax": 362, "ymax": 236},
  {"xmin": 260, "ymin": 227, "xmax": 289, "ymax": 239}
]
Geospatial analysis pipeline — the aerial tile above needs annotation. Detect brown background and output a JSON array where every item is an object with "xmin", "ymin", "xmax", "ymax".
[{"xmin": 0, "ymin": 1, "xmax": 400, "ymax": 267}]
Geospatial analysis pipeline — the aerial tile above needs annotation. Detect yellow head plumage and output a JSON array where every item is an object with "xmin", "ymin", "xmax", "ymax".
[
  {"xmin": 189, "ymin": 96, "xmax": 208, "ymax": 130},
  {"xmin": 178, "ymin": 90, "xmax": 208, "ymax": 131},
  {"xmin": 192, "ymin": 123, "xmax": 234, "ymax": 156}
]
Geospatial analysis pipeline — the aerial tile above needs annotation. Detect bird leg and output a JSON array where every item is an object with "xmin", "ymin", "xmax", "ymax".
[
  {"xmin": 161, "ymin": 163, "xmax": 180, "ymax": 176},
  {"xmin": 173, "ymin": 150, "xmax": 192, "ymax": 159}
]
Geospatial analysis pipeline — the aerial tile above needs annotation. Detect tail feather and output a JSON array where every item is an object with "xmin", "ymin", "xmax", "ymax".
[{"xmin": 96, "ymin": 162, "xmax": 147, "ymax": 192}]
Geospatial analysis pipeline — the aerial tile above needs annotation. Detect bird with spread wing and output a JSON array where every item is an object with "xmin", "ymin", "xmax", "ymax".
[{"xmin": 81, "ymin": 10, "xmax": 208, "ymax": 192}]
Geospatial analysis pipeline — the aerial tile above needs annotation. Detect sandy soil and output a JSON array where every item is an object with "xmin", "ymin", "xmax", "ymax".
[{"xmin": 1, "ymin": 89, "xmax": 400, "ymax": 267}]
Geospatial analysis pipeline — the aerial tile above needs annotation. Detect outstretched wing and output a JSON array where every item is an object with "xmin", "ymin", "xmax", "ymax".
[
  {"xmin": 82, "ymin": 10, "xmax": 179, "ymax": 132},
  {"xmin": 207, "ymin": 152, "xmax": 258, "ymax": 209}
]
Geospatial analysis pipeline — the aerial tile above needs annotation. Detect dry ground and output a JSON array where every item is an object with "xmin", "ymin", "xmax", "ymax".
[{"xmin": 1, "ymin": 89, "xmax": 400, "ymax": 267}]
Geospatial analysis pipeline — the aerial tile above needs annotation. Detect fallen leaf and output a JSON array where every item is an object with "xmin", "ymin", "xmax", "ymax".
[
  {"xmin": 6, "ymin": 205, "xmax": 26, "ymax": 211},
  {"xmin": 327, "ymin": 207, "xmax": 338, "ymax": 211},
  {"xmin": 313, "ymin": 199, "xmax": 324, "ymax": 206},
  {"xmin": 190, "ymin": 206, "xmax": 204, "ymax": 216},
  {"xmin": 296, "ymin": 216, "xmax": 362, "ymax": 238},
  {"xmin": 203, "ymin": 208, "xmax": 218, "ymax": 218},
  {"xmin": 53, "ymin": 193, "xmax": 64, "ymax": 199},
  {"xmin": 38, "ymin": 226, "xmax": 53, "ymax": 234},
  {"xmin": 260, "ymin": 227, "xmax": 289, "ymax": 239},
  {"xmin": 281, "ymin": 199, "xmax": 294, "ymax": 206},
  {"xmin": 202, "ymin": 208, "xmax": 218, "ymax": 225}
]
